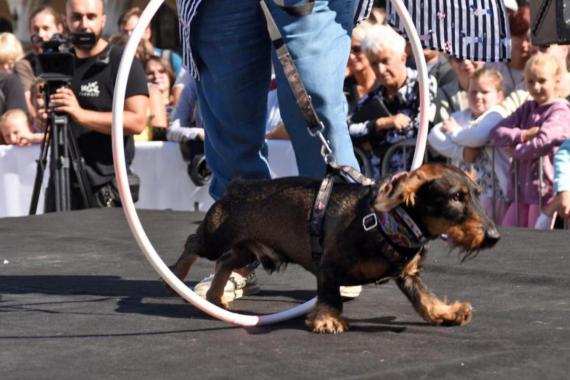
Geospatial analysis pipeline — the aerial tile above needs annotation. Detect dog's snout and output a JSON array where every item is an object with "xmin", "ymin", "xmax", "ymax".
[{"xmin": 483, "ymin": 228, "xmax": 500, "ymax": 247}]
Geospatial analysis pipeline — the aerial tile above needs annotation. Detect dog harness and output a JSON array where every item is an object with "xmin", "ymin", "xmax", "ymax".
[
  {"xmin": 363, "ymin": 179, "xmax": 429, "ymax": 266},
  {"xmin": 364, "ymin": 205, "xmax": 428, "ymax": 266},
  {"xmin": 309, "ymin": 164, "xmax": 375, "ymax": 265},
  {"xmin": 310, "ymin": 172, "xmax": 429, "ymax": 268}
]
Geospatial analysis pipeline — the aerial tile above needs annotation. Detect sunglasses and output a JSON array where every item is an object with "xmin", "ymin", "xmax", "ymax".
[
  {"xmin": 147, "ymin": 68, "xmax": 167, "ymax": 75},
  {"xmin": 350, "ymin": 45, "xmax": 363, "ymax": 55}
]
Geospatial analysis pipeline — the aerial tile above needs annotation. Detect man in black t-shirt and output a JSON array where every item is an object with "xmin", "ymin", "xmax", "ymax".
[{"xmin": 44, "ymin": 0, "xmax": 148, "ymax": 211}]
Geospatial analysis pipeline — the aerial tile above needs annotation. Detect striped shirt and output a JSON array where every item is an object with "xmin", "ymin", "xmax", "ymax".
[
  {"xmin": 386, "ymin": 0, "xmax": 511, "ymax": 62},
  {"xmin": 176, "ymin": 0, "xmax": 374, "ymax": 79}
]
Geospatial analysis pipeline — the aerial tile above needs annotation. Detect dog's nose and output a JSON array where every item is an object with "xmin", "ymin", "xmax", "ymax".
[{"xmin": 483, "ymin": 228, "xmax": 500, "ymax": 247}]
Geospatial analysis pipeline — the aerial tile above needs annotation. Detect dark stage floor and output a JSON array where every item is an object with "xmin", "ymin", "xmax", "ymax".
[{"xmin": 1, "ymin": 209, "xmax": 569, "ymax": 379}]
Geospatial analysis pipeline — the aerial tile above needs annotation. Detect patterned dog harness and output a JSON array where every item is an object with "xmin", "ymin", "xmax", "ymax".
[
  {"xmin": 309, "ymin": 164, "xmax": 374, "ymax": 265},
  {"xmin": 310, "ymin": 171, "xmax": 429, "ymax": 267}
]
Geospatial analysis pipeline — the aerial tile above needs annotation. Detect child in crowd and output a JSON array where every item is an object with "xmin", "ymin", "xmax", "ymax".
[
  {"xmin": 535, "ymin": 139, "xmax": 570, "ymax": 229},
  {"xmin": 490, "ymin": 53, "xmax": 570, "ymax": 228},
  {"xmin": 0, "ymin": 109, "xmax": 43, "ymax": 146},
  {"xmin": 428, "ymin": 67, "xmax": 507, "ymax": 221}
]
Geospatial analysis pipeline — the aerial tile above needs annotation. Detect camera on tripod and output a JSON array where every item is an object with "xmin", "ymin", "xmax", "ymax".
[
  {"xmin": 35, "ymin": 33, "xmax": 95, "ymax": 107},
  {"xmin": 28, "ymin": 32, "xmax": 97, "ymax": 215}
]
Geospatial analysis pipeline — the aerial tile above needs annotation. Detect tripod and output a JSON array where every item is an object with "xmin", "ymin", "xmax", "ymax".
[{"xmin": 29, "ymin": 80, "xmax": 92, "ymax": 214}]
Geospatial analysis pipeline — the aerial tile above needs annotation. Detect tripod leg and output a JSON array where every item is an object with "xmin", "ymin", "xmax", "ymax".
[
  {"xmin": 66, "ymin": 121, "xmax": 93, "ymax": 208},
  {"xmin": 50, "ymin": 118, "xmax": 73, "ymax": 212},
  {"xmin": 29, "ymin": 124, "xmax": 53, "ymax": 215}
]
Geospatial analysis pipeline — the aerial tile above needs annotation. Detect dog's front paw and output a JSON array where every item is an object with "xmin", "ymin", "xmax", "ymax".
[
  {"xmin": 162, "ymin": 267, "xmax": 181, "ymax": 295},
  {"xmin": 437, "ymin": 301, "xmax": 472, "ymax": 326},
  {"xmin": 205, "ymin": 292, "xmax": 230, "ymax": 310},
  {"xmin": 305, "ymin": 306, "xmax": 348, "ymax": 334},
  {"xmin": 162, "ymin": 280, "xmax": 177, "ymax": 296}
]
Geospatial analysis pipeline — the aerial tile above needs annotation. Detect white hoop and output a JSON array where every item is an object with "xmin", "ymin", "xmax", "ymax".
[{"xmin": 111, "ymin": 0, "xmax": 429, "ymax": 327}]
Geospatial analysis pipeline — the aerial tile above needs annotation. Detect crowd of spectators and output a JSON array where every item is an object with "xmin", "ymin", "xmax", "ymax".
[
  {"xmin": 340, "ymin": 2, "xmax": 570, "ymax": 230},
  {"xmin": 0, "ymin": 1, "xmax": 568, "ymax": 229}
]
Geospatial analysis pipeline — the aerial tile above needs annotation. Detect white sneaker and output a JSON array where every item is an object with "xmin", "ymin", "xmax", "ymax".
[
  {"xmin": 194, "ymin": 272, "xmax": 260, "ymax": 302},
  {"xmin": 340, "ymin": 285, "xmax": 362, "ymax": 300}
]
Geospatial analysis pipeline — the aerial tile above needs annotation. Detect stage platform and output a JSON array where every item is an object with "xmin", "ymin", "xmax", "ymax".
[{"xmin": 1, "ymin": 209, "xmax": 569, "ymax": 379}]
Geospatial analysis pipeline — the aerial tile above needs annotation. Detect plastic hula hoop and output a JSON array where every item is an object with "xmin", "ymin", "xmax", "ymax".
[{"xmin": 111, "ymin": 0, "xmax": 430, "ymax": 327}]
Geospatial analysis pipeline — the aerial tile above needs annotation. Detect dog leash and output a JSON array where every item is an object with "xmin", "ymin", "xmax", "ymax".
[
  {"xmin": 260, "ymin": 3, "xmax": 427, "ymax": 267},
  {"xmin": 260, "ymin": 0, "xmax": 335, "ymax": 166},
  {"xmin": 261, "ymin": 1, "xmax": 379, "ymax": 265}
]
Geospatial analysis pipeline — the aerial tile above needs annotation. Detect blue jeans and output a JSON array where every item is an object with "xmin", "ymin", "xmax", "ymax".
[{"xmin": 192, "ymin": 0, "xmax": 358, "ymax": 199}]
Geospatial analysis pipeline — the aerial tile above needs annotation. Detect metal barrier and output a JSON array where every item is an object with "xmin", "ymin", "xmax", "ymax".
[
  {"xmin": 445, "ymin": 147, "xmax": 567, "ymax": 229},
  {"xmin": 380, "ymin": 138, "xmax": 429, "ymax": 178},
  {"xmin": 492, "ymin": 152, "xmax": 569, "ymax": 229}
]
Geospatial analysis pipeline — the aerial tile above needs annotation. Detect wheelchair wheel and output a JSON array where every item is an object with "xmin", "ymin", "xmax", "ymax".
[
  {"xmin": 381, "ymin": 139, "xmax": 418, "ymax": 178},
  {"xmin": 353, "ymin": 147, "xmax": 374, "ymax": 179},
  {"xmin": 188, "ymin": 154, "xmax": 212, "ymax": 186}
]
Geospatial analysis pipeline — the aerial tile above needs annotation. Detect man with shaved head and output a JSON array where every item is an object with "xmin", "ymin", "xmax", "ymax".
[{"xmin": 44, "ymin": 0, "xmax": 149, "ymax": 211}]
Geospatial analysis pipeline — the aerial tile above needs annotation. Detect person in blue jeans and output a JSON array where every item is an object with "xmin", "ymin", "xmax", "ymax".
[{"xmin": 177, "ymin": 0, "xmax": 370, "ymax": 301}]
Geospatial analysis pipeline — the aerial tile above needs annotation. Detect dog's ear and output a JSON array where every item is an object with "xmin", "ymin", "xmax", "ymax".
[{"xmin": 373, "ymin": 169, "xmax": 430, "ymax": 212}]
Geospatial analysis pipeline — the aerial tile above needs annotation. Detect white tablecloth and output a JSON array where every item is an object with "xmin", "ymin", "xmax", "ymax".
[{"xmin": 0, "ymin": 140, "xmax": 298, "ymax": 218}]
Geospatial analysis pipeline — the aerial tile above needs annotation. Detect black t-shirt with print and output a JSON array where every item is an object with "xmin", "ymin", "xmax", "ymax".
[{"xmin": 69, "ymin": 43, "xmax": 148, "ymax": 187}]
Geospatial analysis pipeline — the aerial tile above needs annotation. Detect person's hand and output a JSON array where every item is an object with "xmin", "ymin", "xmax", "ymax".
[
  {"xmin": 557, "ymin": 191, "xmax": 570, "ymax": 218},
  {"xmin": 463, "ymin": 147, "xmax": 481, "ymax": 163},
  {"xmin": 50, "ymin": 87, "xmax": 83, "ymax": 122},
  {"xmin": 148, "ymin": 85, "xmax": 168, "ymax": 128},
  {"xmin": 196, "ymin": 128, "xmax": 205, "ymax": 141},
  {"xmin": 441, "ymin": 117, "xmax": 460, "ymax": 134},
  {"xmin": 522, "ymin": 126, "xmax": 540, "ymax": 142},
  {"xmin": 16, "ymin": 128, "xmax": 35, "ymax": 146},
  {"xmin": 391, "ymin": 113, "xmax": 411, "ymax": 130}
]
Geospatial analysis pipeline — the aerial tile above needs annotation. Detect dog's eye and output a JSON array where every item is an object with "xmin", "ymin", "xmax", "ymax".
[{"xmin": 450, "ymin": 192, "xmax": 465, "ymax": 202}]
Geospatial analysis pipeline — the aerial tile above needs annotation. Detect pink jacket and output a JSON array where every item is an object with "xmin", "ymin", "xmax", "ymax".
[{"xmin": 490, "ymin": 99, "xmax": 570, "ymax": 204}]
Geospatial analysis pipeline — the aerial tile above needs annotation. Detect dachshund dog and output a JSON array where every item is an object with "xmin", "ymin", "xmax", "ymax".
[{"xmin": 169, "ymin": 163, "xmax": 500, "ymax": 333}]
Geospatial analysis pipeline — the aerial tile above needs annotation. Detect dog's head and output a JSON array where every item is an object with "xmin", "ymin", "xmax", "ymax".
[{"xmin": 373, "ymin": 163, "xmax": 500, "ymax": 256}]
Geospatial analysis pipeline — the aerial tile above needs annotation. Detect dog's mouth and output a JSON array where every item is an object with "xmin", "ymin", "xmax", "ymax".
[
  {"xmin": 441, "ymin": 225, "xmax": 500, "ymax": 262},
  {"xmin": 440, "ymin": 235, "xmax": 481, "ymax": 262}
]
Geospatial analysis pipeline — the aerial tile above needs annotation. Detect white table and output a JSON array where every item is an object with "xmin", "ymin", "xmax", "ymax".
[{"xmin": 0, "ymin": 140, "xmax": 298, "ymax": 218}]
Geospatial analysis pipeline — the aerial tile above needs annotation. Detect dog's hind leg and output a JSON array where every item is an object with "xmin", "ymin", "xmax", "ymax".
[
  {"xmin": 305, "ymin": 267, "xmax": 348, "ymax": 334},
  {"xmin": 169, "ymin": 233, "xmax": 202, "ymax": 281},
  {"xmin": 206, "ymin": 243, "xmax": 257, "ymax": 308},
  {"xmin": 395, "ymin": 255, "xmax": 472, "ymax": 326}
]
